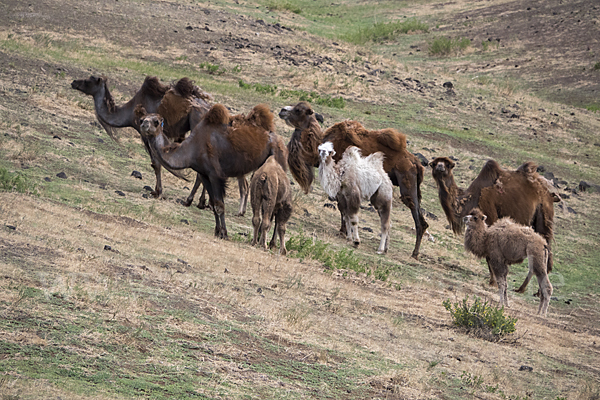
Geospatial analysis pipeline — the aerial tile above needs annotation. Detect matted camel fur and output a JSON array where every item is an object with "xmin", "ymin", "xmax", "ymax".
[
  {"xmin": 464, "ymin": 208, "xmax": 553, "ymax": 317},
  {"xmin": 430, "ymin": 156, "xmax": 557, "ymax": 290},
  {"xmin": 279, "ymin": 101, "xmax": 427, "ymax": 259},
  {"xmin": 250, "ymin": 156, "xmax": 292, "ymax": 255}
]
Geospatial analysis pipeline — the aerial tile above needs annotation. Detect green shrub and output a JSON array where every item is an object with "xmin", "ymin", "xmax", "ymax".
[
  {"xmin": 594, "ymin": 61, "xmax": 600, "ymax": 70},
  {"xmin": 0, "ymin": 167, "xmax": 31, "ymax": 193},
  {"xmin": 267, "ymin": 1, "xmax": 302, "ymax": 14},
  {"xmin": 443, "ymin": 295, "xmax": 517, "ymax": 340},
  {"xmin": 199, "ymin": 62, "xmax": 225, "ymax": 75},
  {"xmin": 286, "ymin": 232, "xmax": 368, "ymax": 275},
  {"xmin": 343, "ymin": 18, "xmax": 428, "ymax": 45},
  {"xmin": 429, "ymin": 36, "xmax": 471, "ymax": 56}
]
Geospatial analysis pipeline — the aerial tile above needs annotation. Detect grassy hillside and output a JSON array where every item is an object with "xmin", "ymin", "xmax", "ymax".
[{"xmin": 0, "ymin": 0, "xmax": 599, "ymax": 399}]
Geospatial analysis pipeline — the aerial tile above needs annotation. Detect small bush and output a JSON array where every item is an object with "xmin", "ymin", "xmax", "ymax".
[
  {"xmin": 0, "ymin": 167, "xmax": 31, "ymax": 193},
  {"xmin": 443, "ymin": 295, "xmax": 517, "ymax": 341},
  {"xmin": 343, "ymin": 18, "xmax": 428, "ymax": 45},
  {"xmin": 267, "ymin": 1, "xmax": 302, "ymax": 14},
  {"xmin": 594, "ymin": 61, "xmax": 600, "ymax": 70},
  {"xmin": 199, "ymin": 62, "xmax": 225, "ymax": 75},
  {"xmin": 586, "ymin": 104, "xmax": 600, "ymax": 113},
  {"xmin": 429, "ymin": 36, "xmax": 471, "ymax": 56},
  {"xmin": 278, "ymin": 88, "xmax": 345, "ymax": 109}
]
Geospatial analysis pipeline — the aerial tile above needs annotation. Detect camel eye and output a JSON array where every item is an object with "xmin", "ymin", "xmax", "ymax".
[{"xmin": 154, "ymin": 120, "xmax": 159, "ymax": 127}]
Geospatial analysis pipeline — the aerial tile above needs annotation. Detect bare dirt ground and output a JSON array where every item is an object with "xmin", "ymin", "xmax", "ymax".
[{"xmin": 1, "ymin": 0, "xmax": 600, "ymax": 399}]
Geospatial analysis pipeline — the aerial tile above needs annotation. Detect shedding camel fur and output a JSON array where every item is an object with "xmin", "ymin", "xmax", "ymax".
[
  {"xmin": 279, "ymin": 101, "xmax": 427, "ymax": 259},
  {"xmin": 250, "ymin": 156, "xmax": 293, "ymax": 255},
  {"xmin": 464, "ymin": 208, "xmax": 553, "ymax": 317},
  {"xmin": 430, "ymin": 157, "xmax": 558, "ymax": 290}
]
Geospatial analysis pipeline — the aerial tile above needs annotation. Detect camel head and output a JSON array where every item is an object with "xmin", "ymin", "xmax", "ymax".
[
  {"xmin": 279, "ymin": 102, "xmax": 324, "ymax": 129},
  {"xmin": 71, "ymin": 75, "xmax": 107, "ymax": 96},
  {"xmin": 135, "ymin": 105, "xmax": 163, "ymax": 137},
  {"xmin": 429, "ymin": 157, "xmax": 455, "ymax": 180},
  {"xmin": 318, "ymin": 141, "xmax": 336, "ymax": 163},
  {"xmin": 464, "ymin": 208, "xmax": 487, "ymax": 225}
]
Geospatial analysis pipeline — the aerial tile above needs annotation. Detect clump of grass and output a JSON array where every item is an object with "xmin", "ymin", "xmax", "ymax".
[
  {"xmin": 586, "ymin": 104, "xmax": 600, "ymax": 113},
  {"xmin": 594, "ymin": 61, "xmax": 600, "ymax": 70},
  {"xmin": 443, "ymin": 295, "xmax": 517, "ymax": 341},
  {"xmin": 0, "ymin": 167, "xmax": 32, "ymax": 193},
  {"xmin": 428, "ymin": 36, "xmax": 471, "ymax": 56},
  {"xmin": 240, "ymin": 81, "xmax": 345, "ymax": 108},
  {"xmin": 286, "ymin": 232, "xmax": 369, "ymax": 275},
  {"xmin": 267, "ymin": 1, "xmax": 302, "ymax": 14},
  {"xmin": 199, "ymin": 62, "xmax": 226, "ymax": 75},
  {"xmin": 343, "ymin": 18, "xmax": 428, "ymax": 45}
]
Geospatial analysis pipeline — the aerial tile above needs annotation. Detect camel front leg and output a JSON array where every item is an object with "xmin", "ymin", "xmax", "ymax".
[
  {"xmin": 486, "ymin": 256, "xmax": 498, "ymax": 287},
  {"xmin": 183, "ymin": 173, "xmax": 203, "ymax": 207},
  {"xmin": 374, "ymin": 195, "xmax": 392, "ymax": 255},
  {"xmin": 151, "ymin": 158, "xmax": 162, "ymax": 198},
  {"xmin": 237, "ymin": 176, "xmax": 249, "ymax": 216},
  {"xmin": 395, "ymin": 169, "xmax": 428, "ymax": 260}
]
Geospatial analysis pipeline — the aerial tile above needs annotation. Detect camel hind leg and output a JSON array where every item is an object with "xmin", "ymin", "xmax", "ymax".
[
  {"xmin": 372, "ymin": 191, "xmax": 392, "ymax": 254},
  {"xmin": 533, "ymin": 247, "xmax": 552, "ymax": 316},
  {"xmin": 393, "ymin": 168, "xmax": 428, "ymax": 259},
  {"xmin": 237, "ymin": 176, "xmax": 249, "ymax": 216},
  {"xmin": 150, "ymin": 159, "xmax": 163, "ymax": 198}
]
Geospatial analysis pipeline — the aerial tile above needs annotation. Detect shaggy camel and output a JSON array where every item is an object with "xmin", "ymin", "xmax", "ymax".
[
  {"xmin": 137, "ymin": 103, "xmax": 288, "ymax": 238},
  {"xmin": 318, "ymin": 142, "xmax": 393, "ymax": 254},
  {"xmin": 279, "ymin": 101, "xmax": 428, "ymax": 259},
  {"xmin": 464, "ymin": 208, "xmax": 553, "ymax": 317},
  {"xmin": 250, "ymin": 156, "xmax": 293, "ymax": 255},
  {"xmin": 430, "ymin": 157, "xmax": 558, "ymax": 290},
  {"xmin": 71, "ymin": 75, "xmax": 250, "ymax": 214}
]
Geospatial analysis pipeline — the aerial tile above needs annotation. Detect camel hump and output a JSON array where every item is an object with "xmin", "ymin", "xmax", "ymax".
[
  {"xmin": 365, "ymin": 151, "xmax": 385, "ymax": 168},
  {"xmin": 516, "ymin": 161, "xmax": 538, "ymax": 179},
  {"xmin": 377, "ymin": 128, "xmax": 407, "ymax": 151},
  {"xmin": 141, "ymin": 76, "xmax": 169, "ymax": 99},
  {"xmin": 325, "ymin": 121, "xmax": 365, "ymax": 147},
  {"xmin": 343, "ymin": 146, "xmax": 363, "ymax": 163},
  {"xmin": 247, "ymin": 104, "xmax": 275, "ymax": 132},
  {"xmin": 172, "ymin": 77, "xmax": 196, "ymax": 98},
  {"xmin": 470, "ymin": 159, "xmax": 503, "ymax": 188},
  {"xmin": 204, "ymin": 104, "xmax": 230, "ymax": 125}
]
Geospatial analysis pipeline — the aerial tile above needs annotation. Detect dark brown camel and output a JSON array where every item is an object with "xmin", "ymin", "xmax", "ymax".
[
  {"xmin": 136, "ymin": 103, "xmax": 288, "ymax": 238},
  {"xmin": 279, "ymin": 101, "xmax": 428, "ymax": 259},
  {"xmin": 429, "ymin": 157, "xmax": 558, "ymax": 291},
  {"xmin": 464, "ymin": 208, "xmax": 553, "ymax": 316},
  {"xmin": 70, "ymin": 75, "xmax": 251, "ymax": 213}
]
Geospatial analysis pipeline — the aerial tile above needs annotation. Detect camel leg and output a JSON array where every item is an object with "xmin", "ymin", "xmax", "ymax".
[
  {"xmin": 536, "ymin": 273, "xmax": 553, "ymax": 317},
  {"xmin": 394, "ymin": 169, "xmax": 427, "ymax": 260},
  {"xmin": 497, "ymin": 275, "xmax": 509, "ymax": 308},
  {"xmin": 336, "ymin": 194, "xmax": 349, "ymax": 237},
  {"xmin": 349, "ymin": 212, "xmax": 360, "ymax": 247},
  {"xmin": 237, "ymin": 176, "xmax": 249, "ymax": 217},
  {"xmin": 207, "ymin": 176, "xmax": 228, "ymax": 239},
  {"xmin": 151, "ymin": 159, "xmax": 162, "ymax": 198},
  {"xmin": 486, "ymin": 256, "xmax": 498, "ymax": 287},
  {"xmin": 373, "ymin": 193, "xmax": 392, "ymax": 255},
  {"xmin": 273, "ymin": 204, "xmax": 292, "ymax": 255},
  {"xmin": 268, "ymin": 215, "xmax": 278, "ymax": 251},
  {"xmin": 251, "ymin": 204, "xmax": 262, "ymax": 247},
  {"xmin": 197, "ymin": 187, "xmax": 207, "ymax": 209},
  {"xmin": 183, "ymin": 173, "xmax": 203, "ymax": 207},
  {"xmin": 259, "ymin": 201, "xmax": 276, "ymax": 250},
  {"xmin": 515, "ymin": 269, "xmax": 533, "ymax": 293}
]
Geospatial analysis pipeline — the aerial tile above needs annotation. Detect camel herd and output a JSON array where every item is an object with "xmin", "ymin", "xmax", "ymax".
[{"xmin": 71, "ymin": 75, "xmax": 560, "ymax": 316}]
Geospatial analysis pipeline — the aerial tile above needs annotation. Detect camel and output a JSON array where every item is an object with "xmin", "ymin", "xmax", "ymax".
[
  {"xmin": 136, "ymin": 103, "xmax": 288, "ymax": 239},
  {"xmin": 463, "ymin": 208, "xmax": 553, "ymax": 317},
  {"xmin": 250, "ymin": 156, "xmax": 293, "ymax": 255},
  {"xmin": 279, "ymin": 101, "xmax": 428, "ymax": 259},
  {"xmin": 429, "ymin": 157, "xmax": 558, "ymax": 291},
  {"xmin": 71, "ymin": 75, "xmax": 251, "ymax": 214},
  {"xmin": 318, "ymin": 142, "xmax": 393, "ymax": 254}
]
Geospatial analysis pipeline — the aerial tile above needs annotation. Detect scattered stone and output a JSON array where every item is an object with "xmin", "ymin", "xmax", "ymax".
[
  {"xmin": 324, "ymin": 203, "xmax": 336, "ymax": 210},
  {"xmin": 519, "ymin": 365, "xmax": 533, "ymax": 372},
  {"xmin": 143, "ymin": 185, "xmax": 153, "ymax": 192},
  {"xmin": 565, "ymin": 299, "xmax": 572, "ymax": 305},
  {"xmin": 443, "ymin": 81, "xmax": 453, "ymax": 89},
  {"xmin": 256, "ymin": 287, "xmax": 263, "ymax": 294},
  {"xmin": 44, "ymin": 177, "xmax": 51, "ymax": 182},
  {"xmin": 303, "ymin": 209, "xmax": 311, "ymax": 217},
  {"xmin": 104, "ymin": 245, "xmax": 112, "ymax": 251},
  {"xmin": 361, "ymin": 227, "xmax": 373, "ymax": 233},
  {"xmin": 425, "ymin": 211, "xmax": 438, "ymax": 221},
  {"xmin": 115, "ymin": 190, "xmax": 125, "ymax": 196},
  {"xmin": 181, "ymin": 219, "xmax": 189, "ymax": 225},
  {"xmin": 56, "ymin": 172, "xmax": 67, "ymax": 179},
  {"xmin": 53, "ymin": 135, "xmax": 61, "ymax": 140},
  {"xmin": 414, "ymin": 152, "xmax": 429, "ymax": 166},
  {"xmin": 449, "ymin": 156, "xmax": 459, "ymax": 161},
  {"xmin": 131, "ymin": 171, "xmax": 142, "ymax": 179},
  {"xmin": 98, "ymin": 138, "xmax": 104, "ymax": 144},
  {"xmin": 142, "ymin": 193, "xmax": 150, "ymax": 199},
  {"xmin": 5, "ymin": 225, "xmax": 16, "ymax": 231}
]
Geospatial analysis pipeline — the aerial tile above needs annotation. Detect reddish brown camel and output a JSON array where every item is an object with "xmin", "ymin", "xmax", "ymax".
[
  {"xmin": 430, "ymin": 157, "xmax": 558, "ymax": 291},
  {"xmin": 464, "ymin": 208, "xmax": 553, "ymax": 316},
  {"xmin": 279, "ymin": 101, "xmax": 428, "ymax": 259},
  {"xmin": 136, "ymin": 103, "xmax": 288, "ymax": 238},
  {"xmin": 71, "ymin": 75, "xmax": 249, "ymax": 213}
]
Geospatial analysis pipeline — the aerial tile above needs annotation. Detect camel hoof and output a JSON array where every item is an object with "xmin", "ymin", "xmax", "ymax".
[
  {"xmin": 514, "ymin": 288, "xmax": 526, "ymax": 294},
  {"xmin": 411, "ymin": 253, "xmax": 419, "ymax": 260},
  {"xmin": 353, "ymin": 241, "xmax": 360, "ymax": 248},
  {"xmin": 237, "ymin": 212, "xmax": 245, "ymax": 217},
  {"xmin": 151, "ymin": 191, "xmax": 160, "ymax": 198},
  {"xmin": 182, "ymin": 199, "xmax": 193, "ymax": 207}
]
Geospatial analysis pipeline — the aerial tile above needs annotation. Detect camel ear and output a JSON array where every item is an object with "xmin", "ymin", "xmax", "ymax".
[
  {"xmin": 315, "ymin": 113, "xmax": 324, "ymax": 123},
  {"xmin": 306, "ymin": 108, "xmax": 313, "ymax": 116},
  {"xmin": 482, "ymin": 214, "xmax": 487, "ymax": 221},
  {"xmin": 448, "ymin": 160, "xmax": 456, "ymax": 169},
  {"xmin": 428, "ymin": 160, "xmax": 435, "ymax": 168}
]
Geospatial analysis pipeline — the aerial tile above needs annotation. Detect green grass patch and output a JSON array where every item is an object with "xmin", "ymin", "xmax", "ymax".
[
  {"xmin": 428, "ymin": 36, "xmax": 471, "ymax": 56},
  {"xmin": 342, "ymin": 18, "xmax": 428, "ymax": 45},
  {"xmin": 0, "ymin": 167, "xmax": 33, "ymax": 193},
  {"xmin": 239, "ymin": 80, "xmax": 346, "ymax": 108},
  {"xmin": 267, "ymin": 0, "xmax": 302, "ymax": 14},
  {"xmin": 443, "ymin": 295, "xmax": 517, "ymax": 341}
]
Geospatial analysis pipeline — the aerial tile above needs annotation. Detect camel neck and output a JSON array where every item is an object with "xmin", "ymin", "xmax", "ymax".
[
  {"xmin": 319, "ymin": 158, "xmax": 341, "ymax": 199},
  {"xmin": 93, "ymin": 85, "xmax": 135, "ymax": 129},
  {"xmin": 464, "ymin": 224, "xmax": 488, "ymax": 258}
]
